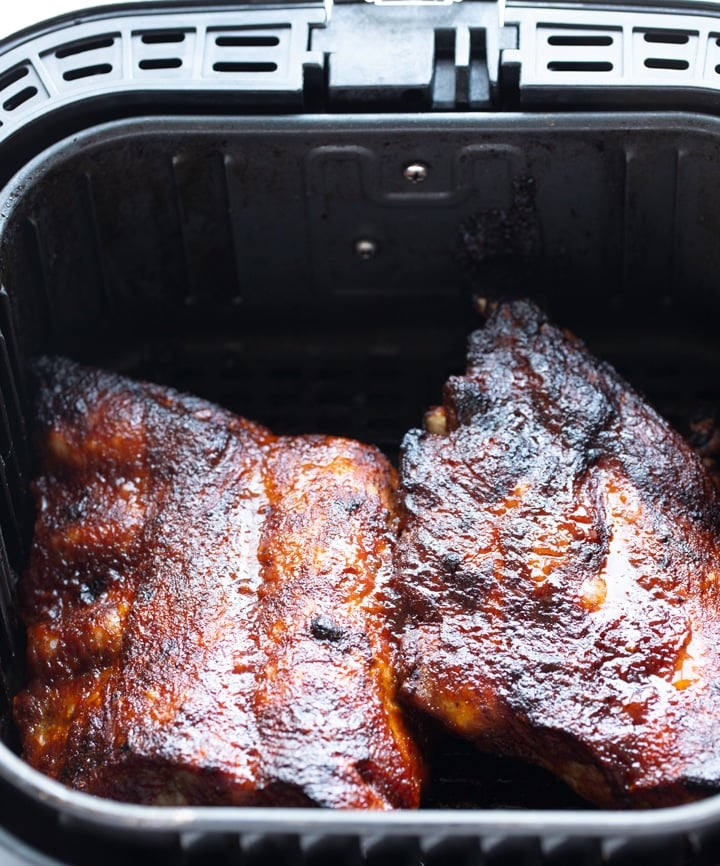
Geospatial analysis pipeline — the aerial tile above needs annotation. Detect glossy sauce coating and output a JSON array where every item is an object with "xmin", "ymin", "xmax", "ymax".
[
  {"xmin": 14, "ymin": 358, "xmax": 423, "ymax": 808},
  {"xmin": 394, "ymin": 300, "xmax": 720, "ymax": 808}
]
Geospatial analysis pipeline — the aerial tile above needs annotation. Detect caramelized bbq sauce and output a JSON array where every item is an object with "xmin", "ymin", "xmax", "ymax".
[
  {"xmin": 15, "ymin": 299, "xmax": 720, "ymax": 810},
  {"xmin": 14, "ymin": 357, "xmax": 423, "ymax": 808},
  {"xmin": 394, "ymin": 300, "xmax": 720, "ymax": 809}
]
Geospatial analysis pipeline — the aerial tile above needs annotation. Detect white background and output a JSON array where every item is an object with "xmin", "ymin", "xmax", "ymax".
[{"xmin": 1, "ymin": 1, "xmax": 149, "ymax": 42}]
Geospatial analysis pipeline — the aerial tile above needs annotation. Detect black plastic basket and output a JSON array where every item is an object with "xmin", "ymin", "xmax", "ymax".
[{"xmin": 3, "ymin": 2, "xmax": 720, "ymax": 864}]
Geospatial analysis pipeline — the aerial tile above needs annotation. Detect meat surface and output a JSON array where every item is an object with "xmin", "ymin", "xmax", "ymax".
[
  {"xmin": 394, "ymin": 300, "xmax": 720, "ymax": 808},
  {"xmin": 14, "ymin": 357, "xmax": 422, "ymax": 808}
]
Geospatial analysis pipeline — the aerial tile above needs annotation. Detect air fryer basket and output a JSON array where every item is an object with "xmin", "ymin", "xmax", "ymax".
[{"xmin": 5, "ymin": 1, "xmax": 720, "ymax": 864}]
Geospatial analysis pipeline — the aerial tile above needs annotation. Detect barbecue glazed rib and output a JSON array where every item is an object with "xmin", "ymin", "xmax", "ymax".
[
  {"xmin": 394, "ymin": 300, "xmax": 720, "ymax": 808},
  {"xmin": 14, "ymin": 357, "xmax": 423, "ymax": 808}
]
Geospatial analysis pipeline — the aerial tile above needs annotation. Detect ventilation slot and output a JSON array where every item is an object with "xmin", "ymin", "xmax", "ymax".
[
  {"xmin": 645, "ymin": 58, "xmax": 690, "ymax": 70},
  {"xmin": 0, "ymin": 67, "xmax": 28, "ymax": 92},
  {"xmin": 547, "ymin": 35, "xmax": 614, "ymax": 47},
  {"xmin": 62, "ymin": 64, "xmax": 113, "ymax": 82},
  {"xmin": 0, "ymin": 63, "xmax": 44, "ymax": 117},
  {"xmin": 634, "ymin": 28, "xmax": 697, "ymax": 76},
  {"xmin": 3, "ymin": 88, "xmax": 37, "ymax": 112},
  {"xmin": 43, "ymin": 34, "xmax": 121, "ymax": 90},
  {"xmin": 643, "ymin": 29, "xmax": 692, "ymax": 62},
  {"xmin": 55, "ymin": 37, "xmax": 115, "ymax": 59},
  {"xmin": 538, "ymin": 27, "xmax": 621, "ymax": 79},
  {"xmin": 133, "ymin": 29, "xmax": 193, "ymax": 77},
  {"xmin": 205, "ymin": 27, "xmax": 289, "ymax": 79},
  {"xmin": 548, "ymin": 61, "xmax": 613, "ymax": 72},
  {"xmin": 215, "ymin": 35, "xmax": 280, "ymax": 48},
  {"xmin": 644, "ymin": 31, "xmax": 690, "ymax": 44},
  {"xmin": 213, "ymin": 62, "xmax": 278, "ymax": 73},
  {"xmin": 140, "ymin": 32, "xmax": 186, "ymax": 45},
  {"xmin": 138, "ymin": 58, "xmax": 183, "ymax": 71}
]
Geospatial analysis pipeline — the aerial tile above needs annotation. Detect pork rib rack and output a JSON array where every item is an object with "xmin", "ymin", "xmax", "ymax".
[
  {"xmin": 14, "ymin": 357, "xmax": 423, "ymax": 808},
  {"xmin": 395, "ymin": 300, "xmax": 720, "ymax": 808}
]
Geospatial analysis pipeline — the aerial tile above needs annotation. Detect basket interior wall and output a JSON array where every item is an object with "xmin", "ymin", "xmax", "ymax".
[{"xmin": 1, "ymin": 112, "xmax": 720, "ymax": 812}]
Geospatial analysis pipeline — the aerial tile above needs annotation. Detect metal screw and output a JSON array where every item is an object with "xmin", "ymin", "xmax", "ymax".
[
  {"xmin": 355, "ymin": 238, "xmax": 378, "ymax": 260},
  {"xmin": 403, "ymin": 162, "xmax": 429, "ymax": 184}
]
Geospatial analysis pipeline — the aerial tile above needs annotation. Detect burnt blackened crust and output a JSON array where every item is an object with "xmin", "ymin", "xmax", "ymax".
[{"xmin": 395, "ymin": 298, "xmax": 720, "ymax": 808}]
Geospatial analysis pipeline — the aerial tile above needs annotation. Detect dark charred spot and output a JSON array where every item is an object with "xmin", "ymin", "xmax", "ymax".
[
  {"xmin": 310, "ymin": 616, "xmax": 346, "ymax": 643},
  {"xmin": 344, "ymin": 496, "xmax": 364, "ymax": 514},
  {"xmin": 79, "ymin": 575, "xmax": 108, "ymax": 604},
  {"xmin": 354, "ymin": 757, "xmax": 378, "ymax": 785},
  {"xmin": 448, "ymin": 564, "xmax": 497, "ymax": 609},
  {"xmin": 160, "ymin": 638, "xmax": 178, "ymax": 657},
  {"xmin": 63, "ymin": 500, "xmax": 86, "ymax": 522},
  {"xmin": 445, "ymin": 377, "xmax": 490, "ymax": 427},
  {"xmin": 442, "ymin": 552, "xmax": 462, "ymax": 573},
  {"xmin": 137, "ymin": 583, "xmax": 155, "ymax": 602}
]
